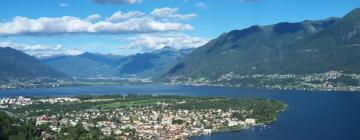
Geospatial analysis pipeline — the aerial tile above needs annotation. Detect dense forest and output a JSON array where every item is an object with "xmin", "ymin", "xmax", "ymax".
[{"xmin": 0, "ymin": 111, "xmax": 40, "ymax": 140}]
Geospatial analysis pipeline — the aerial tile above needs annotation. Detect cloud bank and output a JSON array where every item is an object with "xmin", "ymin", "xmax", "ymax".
[
  {"xmin": 0, "ymin": 42, "xmax": 82, "ymax": 58},
  {"xmin": 106, "ymin": 11, "xmax": 144, "ymax": 22},
  {"xmin": 59, "ymin": 3, "xmax": 70, "ymax": 7},
  {"xmin": 0, "ymin": 8, "xmax": 195, "ymax": 37},
  {"xmin": 120, "ymin": 33, "xmax": 209, "ymax": 53},
  {"xmin": 195, "ymin": 2, "xmax": 207, "ymax": 9},
  {"xmin": 151, "ymin": 7, "xmax": 196, "ymax": 20}
]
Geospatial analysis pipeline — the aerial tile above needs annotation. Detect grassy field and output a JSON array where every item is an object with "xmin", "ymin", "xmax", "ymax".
[{"xmin": 96, "ymin": 99, "xmax": 177, "ymax": 109}]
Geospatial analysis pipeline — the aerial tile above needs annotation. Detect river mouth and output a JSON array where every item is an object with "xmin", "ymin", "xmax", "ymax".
[{"xmin": 1, "ymin": 85, "xmax": 360, "ymax": 140}]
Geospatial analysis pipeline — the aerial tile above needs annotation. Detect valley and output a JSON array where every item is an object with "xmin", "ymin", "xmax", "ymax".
[{"xmin": 1, "ymin": 2, "xmax": 360, "ymax": 140}]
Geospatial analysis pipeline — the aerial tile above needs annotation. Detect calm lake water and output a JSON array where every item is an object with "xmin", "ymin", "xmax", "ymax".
[{"xmin": 1, "ymin": 85, "xmax": 360, "ymax": 140}]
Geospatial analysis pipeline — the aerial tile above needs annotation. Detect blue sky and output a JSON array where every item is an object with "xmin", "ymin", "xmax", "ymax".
[{"xmin": 0, "ymin": 0, "xmax": 359, "ymax": 57}]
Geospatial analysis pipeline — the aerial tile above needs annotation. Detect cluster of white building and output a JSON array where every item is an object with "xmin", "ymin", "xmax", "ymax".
[
  {"xmin": 37, "ymin": 97, "xmax": 80, "ymax": 104},
  {"xmin": 34, "ymin": 106, "xmax": 257, "ymax": 140},
  {"xmin": 0, "ymin": 96, "xmax": 32, "ymax": 108},
  {"xmin": 0, "ymin": 96, "xmax": 81, "ymax": 108}
]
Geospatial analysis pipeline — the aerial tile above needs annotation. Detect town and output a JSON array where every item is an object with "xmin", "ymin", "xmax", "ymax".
[
  {"xmin": 0, "ymin": 77, "xmax": 152, "ymax": 90},
  {"xmin": 168, "ymin": 71, "xmax": 360, "ymax": 91},
  {"xmin": 0, "ymin": 96, "xmax": 80, "ymax": 108},
  {"xmin": 3, "ymin": 71, "xmax": 360, "ymax": 92},
  {"xmin": 0, "ymin": 94, "xmax": 285, "ymax": 140}
]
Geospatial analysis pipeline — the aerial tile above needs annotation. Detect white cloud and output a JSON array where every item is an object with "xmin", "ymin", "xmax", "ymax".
[
  {"xmin": 0, "ymin": 9, "xmax": 195, "ymax": 36},
  {"xmin": 86, "ymin": 14, "xmax": 102, "ymax": 22},
  {"xmin": 195, "ymin": 2, "xmax": 207, "ymax": 9},
  {"xmin": 120, "ymin": 33, "xmax": 209, "ymax": 53},
  {"xmin": 150, "ymin": 7, "xmax": 197, "ymax": 21},
  {"xmin": 0, "ymin": 41, "xmax": 83, "ymax": 58},
  {"xmin": 106, "ymin": 11, "xmax": 144, "ymax": 22},
  {"xmin": 59, "ymin": 3, "xmax": 70, "ymax": 7},
  {"xmin": 92, "ymin": 0, "xmax": 141, "ymax": 5}
]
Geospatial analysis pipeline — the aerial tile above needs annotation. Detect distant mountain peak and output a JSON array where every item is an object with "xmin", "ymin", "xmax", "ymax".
[
  {"xmin": 160, "ymin": 46, "xmax": 177, "ymax": 51},
  {"xmin": 154, "ymin": 46, "xmax": 180, "ymax": 54},
  {"xmin": 79, "ymin": 52, "xmax": 93, "ymax": 56},
  {"xmin": 162, "ymin": 46, "xmax": 175, "ymax": 49}
]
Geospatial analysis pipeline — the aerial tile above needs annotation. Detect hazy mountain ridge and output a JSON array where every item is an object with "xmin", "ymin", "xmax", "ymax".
[
  {"xmin": 117, "ymin": 46, "xmax": 192, "ymax": 77},
  {"xmin": 43, "ymin": 47, "xmax": 193, "ymax": 78},
  {"xmin": 42, "ymin": 55, "xmax": 118, "ymax": 78},
  {"xmin": 0, "ymin": 47, "xmax": 67, "ymax": 83}
]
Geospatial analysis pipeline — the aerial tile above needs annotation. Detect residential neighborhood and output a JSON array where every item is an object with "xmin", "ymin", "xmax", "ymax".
[
  {"xmin": 0, "ymin": 95, "xmax": 285, "ymax": 140},
  {"xmin": 35, "ymin": 105, "xmax": 257, "ymax": 139},
  {"xmin": 169, "ymin": 71, "xmax": 360, "ymax": 91}
]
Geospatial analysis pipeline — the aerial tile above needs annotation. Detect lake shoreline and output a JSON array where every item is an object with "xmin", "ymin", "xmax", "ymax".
[{"xmin": 0, "ymin": 85, "xmax": 359, "ymax": 140}]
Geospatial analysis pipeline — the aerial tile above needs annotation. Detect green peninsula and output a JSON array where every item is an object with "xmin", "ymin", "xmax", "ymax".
[{"xmin": 0, "ymin": 94, "xmax": 286, "ymax": 140}]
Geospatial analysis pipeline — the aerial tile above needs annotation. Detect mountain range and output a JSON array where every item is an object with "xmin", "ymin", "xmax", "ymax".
[
  {"xmin": 42, "ymin": 46, "xmax": 192, "ymax": 78},
  {"xmin": 161, "ymin": 8, "xmax": 360, "ymax": 81},
  {"xmin": 2, "ymin": 7, "xmax": 360, "ymax": 89}
]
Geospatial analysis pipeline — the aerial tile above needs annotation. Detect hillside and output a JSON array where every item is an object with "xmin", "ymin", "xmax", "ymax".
[
  {"xmin": 116, "ymin": 46, "xmax": 188, "ymax": 77},
  {"xmin": 164, "ymin": 18, "xmax": 339, "ymax": 78},
  {"xmin": 161, "ymin": 8, "xmax": 360, "ymax": 90},
  {"xmin": 42, "ymin": 55, "xmax": 118, "ymax": 78},
  {"xmin": 0, "ymin": 47, "xmax": 67, "ymax": 83},
  {"xmin": 276, "ymin": 8, "xmax": 360, "ymax": 74}
]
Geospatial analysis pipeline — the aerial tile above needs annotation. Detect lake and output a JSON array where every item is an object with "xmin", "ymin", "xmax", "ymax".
[{"xmin": 1, "ymin": 85, "xmax": 360, "ymax": 140}]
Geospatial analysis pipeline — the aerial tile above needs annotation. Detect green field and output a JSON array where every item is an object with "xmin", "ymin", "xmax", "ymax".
[{"xmin": 96, "ymin": 99, "xmax": 177, "ymax": 109}]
